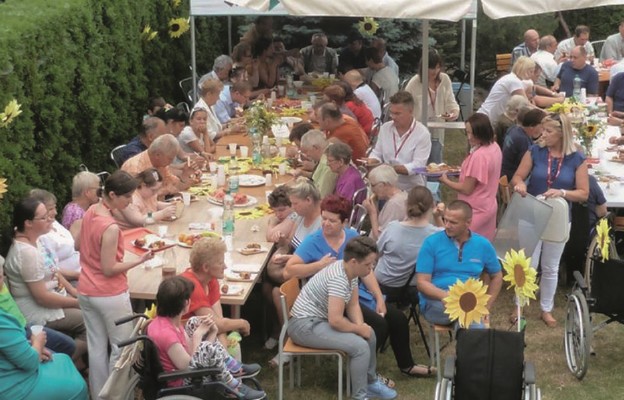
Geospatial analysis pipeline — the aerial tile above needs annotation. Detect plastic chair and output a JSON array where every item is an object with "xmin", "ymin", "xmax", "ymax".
[
  {"xmin": 111, "ymin": 144, "xmax": 127, "ymax": 168},
  {"xmin": 278, "ymin": 278, "xmax": 351, "ymax": 400}
]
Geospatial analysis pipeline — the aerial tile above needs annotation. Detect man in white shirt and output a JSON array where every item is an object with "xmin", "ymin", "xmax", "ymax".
[
  {"xmin": 343, "ymin": 69, "xmax": 382, "ymax": 119},
  {"xmin": 198, "ymin": 55, "xmax": 233, "ymax": 87},
  {"xmin": 300, "ymin": 32, "xmax": 338, "ymax": 75},
  {"xmin": 364, "ymin": 47, "xmax": 399, "ymax": 105},
  {"xmin": 531, "ymin": 35, "xmax": 559, "ymax": 87},
  {"xmin": 601, "ymin": 20, "xmax": 624, "ymax": 61},
  {"xmin": 365, "ymin": 91, "xmax": 431, "ymax": 191},
  {"xmin": 554, "ymin": 25, "xmax": 595, "ymax": 62}
]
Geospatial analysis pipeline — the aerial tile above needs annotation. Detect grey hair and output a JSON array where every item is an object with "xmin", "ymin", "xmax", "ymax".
[
  {"xmin": 504, "ymin": 95, "xmax": 531, "ymax": 118},
  {"xmin": 538, "ymin": 35, "xmax": 556, "ymax": 50},
  {"xmin": 149, "ymin": 133, "xmax": 179, "ymax": 157},
  {"xmin": 325, "ymin": 141, "xmax": 352, "ymax": 164},
  {"xmin": 212, "ymin": 55, "xmax": 233, "ymax": 72},
  {"xmin": 72, "ymin": 171, "xmax": 100, "ymax": 198},
  {"xmin": 29, "ymin": 188, "xmax": 57, "ymax": 205},
  {"xmin": 368, "ymin": 164, "xmax": 398, "ymax": 186},
  {"xmin": 288, "ymin": 177, "xmax": 321, "ymax": 203},
  {"xmin": 300, "ymin": 129, "xmax": 327, "ymax": 150}
]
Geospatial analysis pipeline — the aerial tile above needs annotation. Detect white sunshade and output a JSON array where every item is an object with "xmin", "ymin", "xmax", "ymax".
[
  {"xmin": 482, "ymin": 0, "xmax": 624, "ymax": 19},
  {"xmin": 190, "ymin": 0, "xmax": 288, "ymax": 16}
]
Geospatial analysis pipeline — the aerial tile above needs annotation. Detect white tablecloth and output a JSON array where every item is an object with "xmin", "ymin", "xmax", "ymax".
[{"xmin": 591, "ymin": 125, "xmax": 624, "ymax": 207}]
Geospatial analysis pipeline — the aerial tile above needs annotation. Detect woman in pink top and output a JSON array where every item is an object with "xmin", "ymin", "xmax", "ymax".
[
  {"xmin": 439, "ymin": 113, "xmax": 502, "ymax": 240},
  {"xmin": 77, "ymin": 171, "xmax": 154, "ymax": 399}
]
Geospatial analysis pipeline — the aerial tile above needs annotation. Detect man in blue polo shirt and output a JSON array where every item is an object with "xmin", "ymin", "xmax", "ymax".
[
  {"xmin": 553, "ymin": 46, "xmax": 599, "ymax": 97},
  {"xmin": 416, "ymin": 200, "xmax": 503, "ymax": 326}
]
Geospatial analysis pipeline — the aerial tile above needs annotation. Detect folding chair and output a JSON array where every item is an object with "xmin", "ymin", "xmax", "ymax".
[
  {"xmin": 451, "ymin": 69, "xmax": 468, "ymax": 121},
  {"xmin": 111, "ymin": 144, "xmax": 127, "ymax": 168}
]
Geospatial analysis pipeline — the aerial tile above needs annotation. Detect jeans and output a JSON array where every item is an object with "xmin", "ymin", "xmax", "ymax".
[
  {"xmin": 428, "ymin": 139, "xmax": 443, "ymax": 164},
  {"xmin": 25, "ymin": 324, "xmax": 76, "ymax": 356},
  {"xmin": 288, "ymin": 317, "xmax": 377, "ymax": 400},
  {"xmin": 422, "ymin": 299, "xmax": 486, "ymax": 329}
]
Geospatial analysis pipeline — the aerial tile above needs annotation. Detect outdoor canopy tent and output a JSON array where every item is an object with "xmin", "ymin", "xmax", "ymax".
[{"xmin": 481, "ymin": 0, "xmax": 624, "ymax": 19}]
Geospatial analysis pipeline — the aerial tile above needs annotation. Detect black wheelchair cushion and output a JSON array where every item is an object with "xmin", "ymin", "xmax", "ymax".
[
  {"xmin": 455, "ymin": 329, "xmax": 524, "ymax": 400},
  {"xmin": 591, "ymin": 258, "xmax": 624, "ymax": 315}
]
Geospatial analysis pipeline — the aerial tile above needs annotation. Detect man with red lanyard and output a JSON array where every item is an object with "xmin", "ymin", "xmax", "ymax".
[{"xmin": 366, "ymin": 91, "xmax": 432, "ymax": 191}]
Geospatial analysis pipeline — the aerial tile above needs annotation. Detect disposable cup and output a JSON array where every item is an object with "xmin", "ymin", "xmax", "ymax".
[
  {"xmin": 228, "ymin": 143, "xmax": 237, "ymax": 156},
  {"xmin": 181, "ymin": 192, "xmax": 191, "ymax": 206},
  {"xmin": 30, "ymin": 325, "xmax": 44, "ymax": 336},
  {"xmin": 162, "ymin": 266, "xmax": 177, "ymax": 279},
  {"xmin": 240, "ymin": 146, "xmax": 249, "ymax": 158},
  {"xmin": 265, "ymin": 173, "xmax": 272, "ymax": 186},
  {"xmin": 279, "ymin": 163, "xmax": 287, "ymax": 176},
  {"xmin": 157, "ymin": 225, "xmax": 168, "ymax": 238},
  {"xmin": 279, "ymin": 146, "xmax": 287, "ymax": 158},
  {"xmin": 209, "ymin": 162, "xmax": 217, "ymax": 173}
]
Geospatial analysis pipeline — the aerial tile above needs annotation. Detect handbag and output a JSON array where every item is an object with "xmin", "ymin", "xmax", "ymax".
[{"xmin": 358, "ymin": 282, "xmax": 385, "ymax": 311}]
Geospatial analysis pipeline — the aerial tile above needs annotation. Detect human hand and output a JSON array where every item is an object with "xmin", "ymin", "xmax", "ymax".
[
  {"xmin": 362, "ymin": 197, "xmax": 377, "ymax": 214},
  {"xmin": 513, "ymin": 182, "xmax": 528, "ymax": 197},
  {"xmin": 543, "ymin": 188, "xmax": 565, "ymax": 199},
  {"xmin": 433, "ymin": 202, "xmax": 446, "ymax": 217},
  {"xmin": 376, "ymin": 301, "xmax": 387, "ymax": 317},
  {"xmin": 320, "ymin": 253, "xmax": 337, "ymax": 267},
  {"xmin": 238, "ymin": 320, "xmax": 251, "ymax": 336},
  {"xmin": 140, "ymin": 250, "xmax": 155, "ymax": 264},
  {"xmin": 609, "ymin": 136, "xmax": 619, "ymax": 144},
  {"xmin": 357, "ymin": 323, "xmax": 372, "ymax": 340},
  {"xmin": 271, "ymin": 253, "xmax": 291, "ymax": 264},
  {"xmin": 41, "ymin": 348, "xmax": 52, "ymax": 363},
  {"xmin": 444, "ymin": 111, "xmax": 458, "ymax": 121},
  {"xmin": 158, "ymin": 205, "xmax": 177, "ymax": 220}
]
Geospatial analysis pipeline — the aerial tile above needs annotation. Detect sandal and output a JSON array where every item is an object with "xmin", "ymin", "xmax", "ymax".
[
  {"xmin": 376, "ymin": 373, "xmax": 395, "ymax": 388},
  {"xmin": 400, "ymin": 364, "xmax": 436, "ymax": 378}
]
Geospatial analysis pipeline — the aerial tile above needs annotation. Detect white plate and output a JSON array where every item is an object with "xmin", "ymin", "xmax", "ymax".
[
  {"xmin": 238, "ymin": 175, "xmax": 266, "ymax": 187},
  {"xmin": 236, "ymin": 246, "xmax": 269, "ymax": 255},
  {"xmin": 220, "ymin": 284, "xmax": 244, "ymax": 296},
  {"xmin": 231, "ymin": 264, "xmax": 263, "ymax": 273},
  {"xmin": 280, "ymin": 116, "xmax": 302, "ymax": 125},
  {"xmin": 224, "ymin": 270, "xmax": 257, "ymax": 281},
  {"xmin": 207, "ymin": 195, "xmax": 258, "ymax": 208},
  {"xmin": 271, "ymin": 124, "xmax": 290, "ymax": 138},
  {"xmin": 132, "ymin": 234, "xmax": 176, "ymax": 250}
]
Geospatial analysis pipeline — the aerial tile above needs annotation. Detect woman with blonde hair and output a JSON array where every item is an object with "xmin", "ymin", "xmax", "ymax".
[
  {"xmin": 477, "ymin": 56, "xmax": 535, "ymax": 129},
  {"xmin": 511, "ymin": 113, "xmax": 588, "ymax": 327},
  {"xmin": 61, "ymin": 171, "xmax": 100, "ymax": 238}
]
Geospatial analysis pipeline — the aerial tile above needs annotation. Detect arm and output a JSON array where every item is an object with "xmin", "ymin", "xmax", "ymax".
[
  {"xmin": 70, "ymin": 219, "xmax": 82, "ymax": 249},
  {"xmin": 26, "ymin": 280, "xmax": 79, "ymax": 308},
  {"xmin": 266, "ymin": 214, "xmax": 295, "ymax": 242},
  {"xmin": 402, "ymin": 127, "xmax": 431, "ymax": 175},
  {"xmin": 283, "ymin": 253, "xmax": 336, "ymax": 280},
  {"xmin": 587, "ymin": 72, "xmax": 599, "ymax": 97},
  {"xmin": 485, "ymin": 271, "xmax": 503, "ymax": 309},
  {"xmin": 439, "ymin": 174, "xmax": 477, "ymax": 196},
  {"xmin": 211, "ymin": 301, "xmax": 250, "ymax": 336},
  {"xmin": 100, "ymin": 225, "xmax": 153, "ymax": 277},
  {"xmin": 362, "ymin": 196, "xmax": 380, "ymax": 240},
  {"xmin": 552, "ymin": 78, "xmax": 561, "ymax": 92},
  {"xmin": 416, "ymin": 273, "xmax": 448, "ymax": 301},
  {"xmin": 361, "ymin": 272, "xmax": 386, "ymax": 316},
  {"xmin": 328, "ymin": 291, "xmax": 370, "ymax": 338},
  {"xmin": 607, "ymin": 96, "xmax": 614, "ymax": 114}
]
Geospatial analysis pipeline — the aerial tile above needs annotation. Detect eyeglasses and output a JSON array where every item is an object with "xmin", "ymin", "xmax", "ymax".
[
  {"xmin": 370, "ymin": 181, "xmax": 385, "ymax": 189},
  {"xmin": 32, "ymin": 214, "xmax": 53, "ymax": 221}
]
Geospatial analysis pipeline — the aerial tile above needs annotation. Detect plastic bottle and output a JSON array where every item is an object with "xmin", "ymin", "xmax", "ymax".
[
  {"xmin": 286, "ymin": 73, "xmax": 295, "ymax": 97},
  {"xmin": 222, "ymin": 194, "xmax": 235, "ymax": 237},
  {"xmin": 145, "ymin": 211, "xmax": 155, "ymax": 226},
  {"xmin": 573, "ymin": 74, "xmax": 582, "ymax": 99},
  {"xmin": 250, "ymin": 127, "xmax": 263, "ymax": 165},
  {"xmin": 261, "ymin": 135, "xmax": 271, "ymax": 159}
]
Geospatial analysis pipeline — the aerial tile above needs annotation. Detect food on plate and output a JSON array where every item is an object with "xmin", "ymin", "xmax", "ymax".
[
  {"xmin": 245, "ymin": 243, "xmax": 261, "ymax": 250},
  {"xmin": 239, "ymin": 272, "xmax": 251, "ymax": 280},
  {"xmin": 212, "ymin": 188, "xmax": 227, "ymax": 201},
  {"xmin": 221, "ymin": 284, "xmax": 229, "ymax": 294},
  {"xmin": 239, "ymin": 242, "xmax": 264, "ymax": 255},
  {"xmin": 134, "ymin": 238, "xmax": 147, "ymax": 247},
  {"xmin": 426, "ymin": 163, "xmax": 460, "ymax": 173},
  {"xmin": 233, "ymin": 193, "xmax": 248, "ymax": 205},
  {"xmin": 178, "ymin": 232, "xmax": 220, "ymax": 247},
  {"xmin": 148, "ymin": 240, "xmax": 167, "ymax": 250}
]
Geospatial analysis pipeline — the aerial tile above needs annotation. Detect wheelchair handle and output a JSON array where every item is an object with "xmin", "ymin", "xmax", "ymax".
[
  {"xmin": 118, "ymin": 334, "xmax": 150, "ymax": 349},
  {"xmin": 115, "ymin": 314, "xmax": 148, "ymax": 326}
]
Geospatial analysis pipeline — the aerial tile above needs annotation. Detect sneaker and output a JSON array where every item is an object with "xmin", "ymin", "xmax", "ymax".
[
  {"xmin": 235, "ymin": 383, "xmax": 266, "ymax": 400},
  {"xmin": 264, "ymin": 337, "xmax": 278, "ymax": 350},
  {"xmin": 268, "ymin": 353, "xmax": 291, "ymax": 367},
  {"xmin": 233, "ymin": 363, "xmax": 261, "ymax": 378},
  {"xmin": 366, "ymin": 378, "xmax": 398, "ymax": 399}
]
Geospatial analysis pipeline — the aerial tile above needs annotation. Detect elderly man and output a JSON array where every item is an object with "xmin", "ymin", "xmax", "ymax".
[
  {"xmin": 416, "ymin": 200, "xmax": 503, "ymax": 326},
  {"xmin": 553, "ymin": 46, "xmax": 599, "ymax": 97},
  {"xmin": 364, "ymin": 47, "xmax": 399, "ymax": 104},
  {"xmin": 362, "ymin": 165, "xmax": 408, "ymax": 240},
  {"xmin": 300, "ymin": 32, "xmax": 338, "ymax": 75},
  {"xmin": 343, "ymin": 70, "xmax": 382, "ymax": 119},
  {"xmin": 531, "ymin": 35, "xmax": 559, "ymax": 87},
  {"xmin": 213, "ymin": 80, "xmax": 251, "ymax": 125},
  {"xmin": 117, "ymin": 116, "xmax": 167, "ymax": 166},
  {"xmin": 299, "ymin": 129, "xmax": 337, "ymax": 198},
  {"xmin": 198, "ymin": 55, "xmax": 233, "ymax": 86},
  {"xmin": 122, "ymin": 134, "xmax": 196, "ymax": 196},
  {"xmin": 371, "ymin": 38, "xmax": 399, "ymax": 77},
  {"xmin": 318, "ymin": 103, "xmax": 370, "ymax": 162},
  {"xmin": 366, "ymin": 91, "xmax": 431, "ymax": 191},
  {"xmin": 554, "ymin": 25, "xmax": 595, "ymax": 62},
  {"xmin": 511, "ymin": 29, "xmax": 540, "ymax": 64},
  {"xmin": 601, "ymin": 20, "xmax": 624, "ymax": 61}
]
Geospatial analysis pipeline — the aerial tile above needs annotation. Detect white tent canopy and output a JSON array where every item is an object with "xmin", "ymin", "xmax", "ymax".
[{"xmin": 481, "ymin": 0, "xmax": 624, "ymax": 19}]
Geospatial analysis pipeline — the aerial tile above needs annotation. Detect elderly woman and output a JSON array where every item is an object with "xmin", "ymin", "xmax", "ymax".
[
  {"xmin": 30, "ymin": 189, "xmax": 82, "ymax": 282},
  {"xmin": 4, "ymin": 197, "xmax": 88, "ymax": 370},
  {"xmin": 494, "ymin": 94, "xmax": 532, "ymax": 149},
  {"xmin": 112, "ymin": 168, "xmax": 177, "ymax": 229},
  {"xmin": 478, "ymin": 56, "xmax": 535, "ymax": 131},
  {"xmin": 178, "ymin": 107, "xmax": 216, "ymax": 161},
  {"xmin": 362, "ymin": 165, "xmax": 408, "ymax": 240},
  {"xmin": 405, "ymin": 51, "xmax": 460, "ymax": 164},
  {"xmin": 194, "ymin": 79, "xmax": 239, "ymax": 142},
  {"xmin": 77, "ymin": 171, "xmax": 155, "ymax": 398},
  {"xmin": 511, "ymin": 113, "xmax": 588, "ymax": 327},
  {"xmin": 0, "ymin": 307, "xmax": 88, "ymax": 400},
  {"xmin": 61, "ymin": 171, "xmax": 100, "ymax": 238},
  {"xmin": 147, "ymin": 276, "xmax": 265, "ymax": 399},
  {"xmin": 326, "ymin": 141, "xmax": 366, "ymax": 205},
  {"xmin": 180, "ymin": 238, "xmax": 254, "ymax": 351},
  {"xmin": 287, "ymin": 236, "xmax": 398, "ymax": 400},
  {"xmin": 439, "ymin": 113, "xmax": 502, "ymax": 241}
]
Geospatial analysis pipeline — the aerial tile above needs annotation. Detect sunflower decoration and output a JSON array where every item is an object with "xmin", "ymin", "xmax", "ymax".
[
  {"xmin": 168, "ymin": 17, "xmax": 190, "ymax": 39},
  {"xmin": 502, "ymin": 249, "xmax": 538, "ymax": 306},
  {"xmin": 577, "ymin": 118, "xmax": 605, "ymax": 157},
  {"xmin": 144, "ymin": 303, "xmax": 157, "ymax": 320},
  {"xmin": 596, "ymin": 218, "xmax": 611, "ymax": 262},
  {"xmin": 0, "ymin": 177, "xmax": 7, "ymax": 200},
  {"xmin": 0, "ymin": 99, "xmax": 22, "ymax": 128},
  {"xmin": 235, "ymin": 204, "xmax": 273, "ymax": 220},
  {"xmin": 141, "ymin": 24, "xmax": 157, "ymax": 42},
  {"xmin": 546, "ymin": 98, "xmax": 585, "ymax": 115},
  {"xmin": 171, "ymin": 0, "xmax": 182, "ymax": 8},
  {"xmin": 444, "ymin": 278, "xmax": 491, "ymax": 328},
  {"xmin": 358, "ymin": 17, "xmax": 379, "ymax": 37}
]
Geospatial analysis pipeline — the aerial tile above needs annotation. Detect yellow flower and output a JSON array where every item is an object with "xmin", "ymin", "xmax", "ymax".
[
  {"xmin": 171, "ymin": 0, "xmax": 182, "ymax": 8},
  {"xmin": 141, "ymin": 25, "xmax": 157, "ymax": 42},
  {"xmin": 0, "ymin": 177, "xmax": 7, "ymax": 199},
  {"xmin": 168, "ymin": 17, "xmax": 190, "ymax": 39},
  {"xmin": 0, "ymin": 99, "xmax": 22, "ymax": 128},
  {"xmin": 444, "ymin": 278, "xmax": 490, "ymax": 328},
  {"xmin": 144, "ymin": 303, "xmax": 157, "ymax": 320},
  {"xmin": 502, "ymin": 249, "xmax": 538, "ymax": 306},
  {"xmin": 358, "ymin": 17, "xmax": 379, "ymax": 37},
  {"xmin": 596, "ymin": 218, "xmax": 611, "ymax": 262}
]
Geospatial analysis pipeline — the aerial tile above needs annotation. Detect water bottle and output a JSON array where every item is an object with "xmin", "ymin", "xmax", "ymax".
[
  {"xmin": 261, "ymin": 135, "xmax": 271, "ymax": 159},
  {"xmin": 286, "ymin": 73, "xmax": 295, "ymax": 97},
  {"xmin": 145, "ymin": 211, "xmax": 155, "ymax": 227},
  {"xmin": 222, "ymin": 194, "xmax": 235, "ymax": 237},
  {"xmin": 573, "ymin": 74, "xmax": 582, "ymax": 99},
  {"xmin": 250, "ymin": 128, "xmax": 263, "ymax": 165}
]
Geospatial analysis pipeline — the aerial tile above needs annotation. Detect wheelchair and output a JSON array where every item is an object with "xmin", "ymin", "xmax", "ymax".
[
  {"xmin": 434, "ymin": 329, "xmax": 541, "ymax": 400},
  {"xmin": 564, "ymin": 226, "xmax": 624, "ymax": 380},
  {"xmin": 114, "ymin": 314, "xmax": 261, "ymax": 400}
]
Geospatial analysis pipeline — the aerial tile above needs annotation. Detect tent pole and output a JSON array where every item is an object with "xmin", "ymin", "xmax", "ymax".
[
  {"xmin": 191, "ymin": 16, "xmax": 198, "ymax": 103},
  {"xmin": 469, "ymin": 18, "xmax": 477, "ymax": 118},
  {"xmin": 228, "ymin": 16, "xmax": 233, "ymax": 55},
  {"xmin": 460, "ymin": 19, "xmax": 466, "ymax": 71},
  {"xmin": 421, "ymin": 20, "xmax": 429, "ymax": 127}
]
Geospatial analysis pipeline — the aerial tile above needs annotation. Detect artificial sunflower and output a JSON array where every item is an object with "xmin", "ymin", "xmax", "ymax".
[
  {"xmin": 171, "ymin": 0, "xmax": 182, "ymax": 8},
  {"xmin": 235, "ymin": 204, "xmax": 273, "ymax": 220},
  {"xmin": 444, "ymin": 278, "xmax": 491, "ymax": 328},
  {"xmin": 358, "ymin": 17, "xmax": 379, "ymax": 37},
  {"xmin": 0, "ymin": 177, "xmax": 7, "ymax": 199},
  {"xmin": 585, "ymin": 124, "xmax": 598, "ymax": 138},
  {"xmin": 168, "ymin": 17, "xmax": 190, "ymax": 39},
  {"xmin": 144, "ymin": 303, "xmax": 157, "ymax": 320},
  {"xmin": 596, "ymin": 218, "xmax": 611, "ymax": 262},
  {"xmin": 141, "ymin": 24, "xmax": 157, "ymax": 42},
  {"xmin": 502, "ymin": 249, "xmax": 538, "ymax": 306},
  {"xmin": 0, "ymin": 99, "xmax": 22, "ymax": 128}
]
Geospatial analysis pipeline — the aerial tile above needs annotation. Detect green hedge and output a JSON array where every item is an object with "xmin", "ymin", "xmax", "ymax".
[{"xmin": 0, "ymin": 0, "xmax": 223, "ymax": 252}]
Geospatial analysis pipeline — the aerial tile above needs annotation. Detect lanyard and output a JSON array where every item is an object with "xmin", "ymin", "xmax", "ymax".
[
  {"xmin": 546, "ymin": 151, "xmax": 563, "ymax": 188},
  {"xmin": 392, "ymin": 119, "xmax": 417, "ymax": 158},
  {"xmin": 428, "ymin": 87, "xmax": 437, "ymax": 115}
]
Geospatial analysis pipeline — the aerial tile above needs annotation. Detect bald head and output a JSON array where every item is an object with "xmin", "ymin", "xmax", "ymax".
[
  {"xmin": 524, "ymin": 29, "xmax": 539, "ymax": 52},
  {"xmin": 343, "ymin": 70, "xmax": 364, "ymax": 89}
]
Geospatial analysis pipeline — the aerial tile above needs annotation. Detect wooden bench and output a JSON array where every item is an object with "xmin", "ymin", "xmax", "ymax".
[{"xmin": 496, "ymin": 53, "xmax": 512, "ymax": 77}]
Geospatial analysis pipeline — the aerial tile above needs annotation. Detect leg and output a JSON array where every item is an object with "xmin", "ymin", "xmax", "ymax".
[
  {"xmin": 428, "ymin": 139, "xmax": 442, "ymax": 164},
  {"xmin": 384, "ymin": 305, "xmax": 415, "ymax": 370},
  {"xmin": 360, "ymin": 305, "xmax": 387, "ymax": 353},
  {"xmin": 26, "ymin": 324, "xmax": 76, "ymax": 356},
  {"xmin": 44, "ymin": 308, "xmax": 88, "ymax": 367},
  {"xmin": 538, "ymin": 240, "xmax": 567, "ymax": 313},
  {"xmin": 422, "ymin": 299, "xmax": 452, "ymax": 326}
]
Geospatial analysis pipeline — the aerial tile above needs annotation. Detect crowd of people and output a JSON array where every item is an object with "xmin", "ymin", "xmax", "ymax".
[{"xmin": 2, "ymin": 16, "xmax": 622, "ymax": 400}]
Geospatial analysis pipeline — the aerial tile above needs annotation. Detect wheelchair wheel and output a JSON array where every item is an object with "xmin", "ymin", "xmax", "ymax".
[
  {"xmin": 524, "ymin": 383, "xmax": 539, "ymax": 400},
  {"xmin": 564, "ymin": 289, "xmax": 592, "ymax": 380},
  {"xmin": 119, "ymin": 373, "xmax": 140, "ymax": 400},
  {"xmin": 434, "ymin": 379, "xmax": 452, "ymax": 400},
  {"xmin": 158, "ymin": 396, "xmax": 203, "ymax": 399}
]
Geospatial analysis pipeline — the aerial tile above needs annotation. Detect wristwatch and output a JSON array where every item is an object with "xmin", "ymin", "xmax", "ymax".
[{"xmin": 560, "ymin": 189, "xmax": 567, "ymax": 198}]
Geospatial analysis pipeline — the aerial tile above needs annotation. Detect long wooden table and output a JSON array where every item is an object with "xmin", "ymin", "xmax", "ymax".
[{"xmin": 126, "ymin": 133, "xmax": 293, "ymax": 316}]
